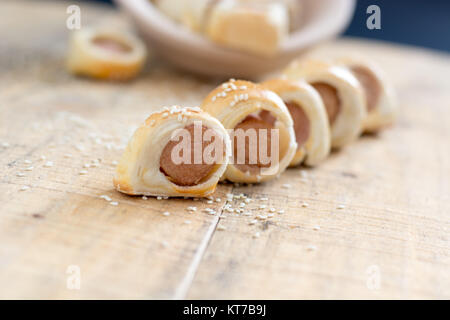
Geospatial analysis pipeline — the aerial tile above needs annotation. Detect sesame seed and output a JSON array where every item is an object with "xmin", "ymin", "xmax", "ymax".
[
  {"xmin": 24, "ymin": 160, "xmax": 32, "ymax": 164},
  {"xmin": 282, "ymin": 184, "xmax": 291, "ymax": 189},
  {"xmin": 184, "ymin": 220, "xmax": 191, "ymax": 225},
  {"xmin": 307, "ymin": 245, "xmax": 317, "ymax": 251},
  {"xmin": 313, "ymin": 225, "xmax": 321, "ymax": 231},
  {"xmin": 217, "ymin": 225, "xmax": 227, "ymax": 231},
  {"xmin": 39, "ymin": 155, "xmax": 46, "ymax": 161},
  {"xmin": 100, "ymin": 195, "xmax": 112, "ymax": 202},
  {"xmin": 249, "ymin": 219, "xmax": 258, "ymax": 225},
  {"xmin": 259, "ymin": 205, "xmax": 266, "ymax": 209},
  {"xmin": 19, "ymin": 186, "xmax": 30, "ymax": 191},
  {"xmin": 162, "ymin": 211, "xmax": 170, "ymax": 216},
  {"xmin": 161, "ymin": 240, "xmax": 169, "ymax": 248},
  {"xmin": 79, "ymin": 170, "xmax": 88, "ymax": 175},
  {"xmin": 301, "ymin": 202, "xmax": 309, "ymax": 208},
  {"xmin": 1, "ymin": 142, "xmax": 10, "ymax": 148},
  {"xmin": 277, "ymin": 209, "xmax": 285, "ymax": 214},
  {"xmin": 110, "ymin": 201, "xmax": 119, "ymax": 206},
  {"xmin": 253, "ymin": 232, "xmax": 261, "ymax": 238},
  {"xmin": 43, "ymin": 161, "xmax": 53, "ymax": 167},
  {"xmin": 260, "ymin": 197, "xmax": 268, "ymax": 201},
  {"xmin": 16, "ymin": 172, "xmax": 25, "ymax": 177},
  {"xmin": 157, "ymin": 196, "xmax": 162, "ymax": 200},
  {"xmin": 337, "ymin": 204, "xmax": 346, "ymax": 209},
  {"xmin": 269, "ymin": 207, "xmax": 276, "ymax": 213},
  {"xmin": 186, "ymin": 206, "xmax": 197, "ymax": 212},
  {"xmin": 215, "ymin": 198, "xmax": 221, "ymax": 202}
]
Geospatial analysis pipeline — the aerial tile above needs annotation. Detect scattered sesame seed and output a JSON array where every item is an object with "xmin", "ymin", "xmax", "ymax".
[
  {"xmin": 110, "ymin": 201, "xmax": 119, "ymax": 206},
  {"xmin": 269, "ymin": 207, "xmax": 276, "ymax": 213},
  {"xmin": 249, "ymin": 219, "xmax": 258, "ymax": 225},
  {"xmin": 79, "ymin": 170, "xmax": 88, "ymax": 175},
  {"xmin": 207, "ymin": 200, "xmax": 213, "ymax": 204},
  {"xmin": 1, "ymin": 142, "xmax": 10, "ymax": 148},
  {"xmin": 184, "ymin": 220, "xmax": 191, "ymax": 225},
  {"xmin": 215, "ymin": 198, "xmax": 221, "ymax": 202},
  {"xmin": 157, "ymin": 196, "xmax": 163, "ymax": 200},
  {"xmin": 162, "ymin": 211, "xmax": 170, "ymax": 216},
  {"xmin": 100, "ymin": 195, "xmax": 112, "ymax": 202},
  {"xmin": 260, "ymin": 197, "xmax": 268, "ymax": 201},
  {"xmin": 112, "ymin": 160, "xmax": 118, "ymax": 166},
  {"xmin": 43, "ymin": 161, "xmax": 53, "ymax": 167},
  {"xmin": 39, "ymin": 155, "xmax": 46, "ymax": 161},
  {"xmin": 301, "ymin": 202, "xmax": 309, "ymax": 208},
  {"xmin": 142, "ymin": 196, "xmax": 148, "ymax": 200},
  {"xmin": 259, "ymin": 205, "xmax": 266, "ymax": 209},
  {"xmin": 24, "ymin": 160, "xmax": 32, "ymax": 164},
  {"xmin": 16, "ymin": 172, "xmax": 25, "ymax": 177},
  {"xmin": 217, "ymin": 225, "xmax": 227, "ymax": 231},
  {"xmin": 19, "ymin": 186, "xmax": 30, "ymax": 191},
  {"xmin": 161, "ymin": 240, "xmax": 169, "ymax": 248},
  {"xmin": 64, "ymin": 154, "xmax": 72, "ymax": 158},
  {"xmin": 282, "ymin": 184, "xmax": 291, "ymax": 189},
  {"xmin": 307, "ymin": 245, "xmax": 317, "ymax": 251},
  {"xmin": 313, "ymin": 225, "xmax": 321, "ymax": 231},
  {"xmin": 186, "ymin": 206, "xmax": 197, "ymax": 212},
  {"xmin": 253, "ymin": 232, "xmax": 261, "ymax": 238},
  {"xmin": 337, "ymin": 204, "xmax": 346, "ymax": 209},
  {"xmin": 83, "ymin": 163, "xmax": 91, "ymax": 168},
  {"xmin": 277, "ymin": 209, "xmax": 285, "ymax": 214}
]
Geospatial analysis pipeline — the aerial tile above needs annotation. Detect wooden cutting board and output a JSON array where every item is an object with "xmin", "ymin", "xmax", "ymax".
[{"xmin": 0, "ymin": 0, "xmax": 448, "ymax": 299}]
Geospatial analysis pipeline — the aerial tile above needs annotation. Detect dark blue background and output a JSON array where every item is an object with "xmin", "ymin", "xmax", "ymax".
[{"xmin": 89, "ymin": 0, "xmax": 450, "ymax": 52}]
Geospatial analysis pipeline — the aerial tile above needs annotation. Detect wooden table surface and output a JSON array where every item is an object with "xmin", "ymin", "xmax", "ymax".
[{"xmin": 0, "ymin": 0, "xmax": 449, "ymax": 299}]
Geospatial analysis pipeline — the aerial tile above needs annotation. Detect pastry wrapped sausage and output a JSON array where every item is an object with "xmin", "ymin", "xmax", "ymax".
[
  {"xmin": 201, "ymin": 80, "xmax": 297, "ymax": 183},
  {"xmin": 337, "ymin": 57, "xmax": 397, "ymax": 133},
  {"xmin": 261, "ymin": 78, "xmax": 330, "ymax": 167},
  {"xmin": 283, "ymin": 59, "xmax": 366, "ymax": 148},
  {"xmin": 67, "ymin": 28, "xmax": 147, "ymax": 80},
  {"xmin": 114, "ymin": 106, "xmax": 231, "ymax": 197}
]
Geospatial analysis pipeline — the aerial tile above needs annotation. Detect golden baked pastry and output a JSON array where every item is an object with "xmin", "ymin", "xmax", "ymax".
[
  {"xmin": 261, "ymin": 78, "xmax": 330, "ymax": 167},
  {"xmin": 201, "ymin": 79, "xmax": 297, "ymax": 183},
  {"xmin": 114, "ymin": 106, "xmax": 231, "ymax": 197},
  {"xmin": 336, "ymin": 57, "xmax": 397, "ymax": 132},
  {"xmin": 283, "ymin": 59, "xmax": 366, "ymax": 148},
  {"xmin": 67, "ymin": 28, "xmax": 147, "ymax": 80}
]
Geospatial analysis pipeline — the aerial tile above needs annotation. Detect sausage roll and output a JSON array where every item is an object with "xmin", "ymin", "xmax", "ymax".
[
  {"xmin": 261, "ymin": 78, "xmax": 330, "ymax": 167},
  {"xmin": 114, "ymin": 106, "xmax": 231, "ymax": 197},
  {"xmin": 283, "ymin": 59, "xmax": 366, "ymax": 148},
  {"xmin": 67, "ymin": 28, "xmax": 147, "ymax": 80},
  {"xmin": 337, "ymin": 57, "xmax": 397, "ymax": 133},
  {"xmin": 201, "ymin": 79, "xmax": 297, "ymax": 183}
]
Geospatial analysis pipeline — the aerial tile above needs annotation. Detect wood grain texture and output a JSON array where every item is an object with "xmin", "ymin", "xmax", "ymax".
[{"xmin": 0, "ymin": 0, "xmax": 449, "ymax": 299}]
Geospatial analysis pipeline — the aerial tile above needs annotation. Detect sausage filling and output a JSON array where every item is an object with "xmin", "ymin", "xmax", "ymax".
[
  {"xmin": 284, "ymin": 102, "xmax": 310, "ymax": 148},
  {"xmin": 233, "ymin": 112, "xmax": 276, "ymax": 175},
  {"xmin": 92, "ymin": 36, "xmax": 132, "ymax": 54},
  {"xmin": 311, "ymin": 82, "xmax": 341, "ymax": 125},
  {"xmin": 350, "ymin": 66, "xmax": 381, "ymax": 112},
  {"xmin": 160, "ymin": 124, "xmax": 223, "ymax": 186}
]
